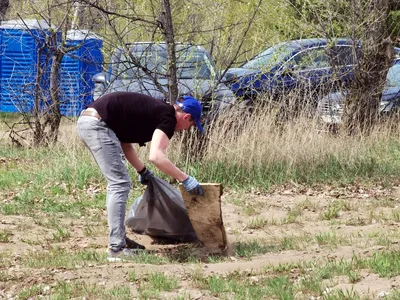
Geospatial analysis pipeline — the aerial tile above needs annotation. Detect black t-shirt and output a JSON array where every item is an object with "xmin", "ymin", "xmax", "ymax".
[{"xmin": 89, "ymin": 92, "xmax": 176, "ymax": 145}]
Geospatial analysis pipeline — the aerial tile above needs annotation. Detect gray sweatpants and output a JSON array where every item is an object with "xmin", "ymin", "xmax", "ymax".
[{"xmin": 77, "ymin": 116, "xmax": 131, "ymax": 251}]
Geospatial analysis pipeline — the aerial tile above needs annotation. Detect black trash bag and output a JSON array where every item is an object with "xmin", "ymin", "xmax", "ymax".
[{"xmin": 125, "ymin": 176, "xmax": 198, "ymax": 243}]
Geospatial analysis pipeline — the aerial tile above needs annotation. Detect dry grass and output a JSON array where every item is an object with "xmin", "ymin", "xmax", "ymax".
[
  {"xmin": 162, "ymin": 95, "xmax": 400, "ymax": 184},
  {"xmin": 2, "ymin": 94, "xmax": 400, "ymax": 189}
]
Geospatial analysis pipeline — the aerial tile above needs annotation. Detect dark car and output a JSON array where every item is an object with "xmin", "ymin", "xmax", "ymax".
[
  {"xmin": 224, "ymin": 38, "xmax": 400, "ymax": 103},
  {"xmin": 93, "ymin": 42, "xmax": 236, "ymax": 113},
  {"xmin": 317, "ymin": 62, "xmax": 400, "ymax": 124}
]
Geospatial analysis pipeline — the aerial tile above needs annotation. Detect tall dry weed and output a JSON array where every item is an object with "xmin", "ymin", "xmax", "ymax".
[
  {"xmin": 3, "ymin": 98, "xmax": 400, "ymax": 188},
  {"xmin": 167, "ymin": 93, "xmax": 400, "ymax": 173}
]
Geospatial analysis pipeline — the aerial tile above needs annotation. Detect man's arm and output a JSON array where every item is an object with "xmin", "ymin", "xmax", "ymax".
[
  {"xmin": 148, "ymin": 129, "xmax": 188, "ymax": 182},
  {"xmin": 120, "ymin": 142, "xmax": 145, "ymax": 172}
]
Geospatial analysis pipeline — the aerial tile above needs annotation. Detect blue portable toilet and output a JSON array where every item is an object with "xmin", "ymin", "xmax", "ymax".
[
  {"xmin": 0, "ymin": 19, "xmax": 54, "ymax": 113},
  {"xmin": 60, "ymin": 30, "xmax": 103, "ymax": 117}
]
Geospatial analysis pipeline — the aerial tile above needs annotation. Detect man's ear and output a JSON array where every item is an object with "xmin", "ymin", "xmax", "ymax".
[{"xmin": 183, "ymin": 113, "xmax": 192, "ymax": 120}]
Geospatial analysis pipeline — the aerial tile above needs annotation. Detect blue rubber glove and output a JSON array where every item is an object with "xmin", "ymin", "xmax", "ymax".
[
  {"xmin": 139, "ymin": 167, "xmax": 154, "ymax": 185},
  {"xmin": 182, "ymin": 176, "xmax": 204, "ymax": 196}
]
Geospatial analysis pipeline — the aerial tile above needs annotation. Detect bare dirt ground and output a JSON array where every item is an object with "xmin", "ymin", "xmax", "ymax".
[{"xmin": 1, "ymin": 184, "xmax": 400, "ymax": 299}]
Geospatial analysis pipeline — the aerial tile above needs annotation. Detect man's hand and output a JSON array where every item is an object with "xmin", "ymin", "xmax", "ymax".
[
  {"xmin": 139, "ymin": 167, "xmax": 154, "ymax": 185},
  {"xmin": 182, "ymin": 176, "xmax": 204, "ymax": 196}
]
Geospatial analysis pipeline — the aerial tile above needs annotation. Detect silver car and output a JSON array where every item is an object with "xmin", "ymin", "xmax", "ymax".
[
  {"xmin": 317, "ymin": 62, "xmax": 400, "ymax": 124},
  {"xmin": 93, "ymin": 42, "xmax": 236, "ymax": 114}
]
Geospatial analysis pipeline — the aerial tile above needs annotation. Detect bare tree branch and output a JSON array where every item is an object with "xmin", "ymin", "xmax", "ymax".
[
  {"xmin": 78, "ymin": 0, "xmax": 159, "ymax": 26},
  {"xmin": 218, "ymin": 0, "xmax": 264, "ymax": 82}
]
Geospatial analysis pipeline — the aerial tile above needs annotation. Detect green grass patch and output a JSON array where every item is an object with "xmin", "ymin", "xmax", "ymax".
[
  {"xmin": 283, "ymin": 206, "xmax": 303, "ymax": 223},
  {"xmin": 296, "ymin": 198, "xmax": 319, "ymax": 212},
  {"xmin": 207, "ymin": 254, "xmax": 228, "ymax": 263},
  {"xmin": 384, "ymin": 289, "xmax": 400, "ymax": 300},
  {"xmin": 247, "ymin": 217, "xmax": 271, "ymax": 229},
  {"xmin": 234, "ymin": 235, "xmax": 327, "ymax": 258},
  {"xmin": 18, "ymin": 284, "xmax": 44, "ymax": 299},
  {"xmin": 123, "ymin": 251, "xmax": 171, "ymax": 264},
  {"xmin": 189, "ymin": 257, "xmax": 371, "ymax": 300},
  {"xmin": 315, "ymin": 232, "xmax": 341, "ymax": 247},
  {"xmin": 369, "ymin": 197, "xmax": 398, "ymax": 209},
  {"xmin": 314, "ymin": 258, "xmax": 363, "ymax": 285},
  {"xmin": 21, "ymin": 248, "xmax": 103, "ymax": 269},
  {"xmin": 321, "ymin": 202, "xmax": 342, "ymax": 220},
  {"xmin": 235, "ymin": 240, "xmax": 280, "ymax": 258},
  {"xmin": 0, "ymin": 270, "xmax": 24, "ymax": 283},
  {"xmin": 0, "ymin": 251, "xmax": 13, "ymax": 268},
  {"xmin": 392, "ymin": 210, "xmax": 400, "ymax": 222},
  {"xmin": 50, "ymin": 225, "xmax": 71, "ymax": 242},
  {"xmin": 0, "ymin": 230, "xmax": 11, "ymax": 243},
  {"xmin": 243, "ymin": 205, "xmax": 259, "ymax": 216},
  {"xmin": 128, "ymin": 270, "xmax": 136, "ymax": 282},
  {"xmin": 17, "ymin": 281, "xmax": 132, "ymax": 300},
  {"xmin": 138, "ymin": 272, "xmax": 179, "ymax": 299},
  {"xmin": 147, "ymin": 272, "xmax": 179, "ymax": 291},
  {"xmin": 367, "ymin": 251, "xmax": 400, "ymax": 278},
  {"xmin": 0, "ymin": 184, "xmax": 108, "ymax": 218},
  {"xmin": 323, "ymin": 288, "xmax": 361, "ymax": 299},
  {"xmin": 207, "ymin": 274, "xmax": 294, "ymax": 300},
  {"xmin": 345, "ymin": 217, "xmax": 367, "ymax": 226}
]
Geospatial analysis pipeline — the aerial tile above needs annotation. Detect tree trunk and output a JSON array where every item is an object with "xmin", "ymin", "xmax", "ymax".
[
  {"xmin": 45, "ymin": 51, "xmax": 64, "ymax": 144},
  {"xmin": 33, "ymin": 45, "xmax": 46, "ymax": 146},
  {"xmin": 0, "ymin": 0, "xmax": 9, "ymax": 22},
  {"xmin": 160, "ymin": 0, "xmax": 178, "ymax": 103},
  {"xmin": 32, "ymin": 37, "xmax": 64, "ymax": 146},
  {"xmin": 343, "ymin": 0, "xmax": 392, "ymax": 134}
]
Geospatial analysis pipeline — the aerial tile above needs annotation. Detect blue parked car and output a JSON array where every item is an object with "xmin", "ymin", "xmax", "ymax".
[
  {"xmin": 224, "ymin": 38, "xmax": 400, "ymax": 104},
  {"xmin": 317, "ymin": 62, "xmax": 400, "ymax": 124}
]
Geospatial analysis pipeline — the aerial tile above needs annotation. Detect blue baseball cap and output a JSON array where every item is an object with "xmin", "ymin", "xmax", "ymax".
[{"xmin": 176, "ymin": 95, "xmax": 204, "ymax": 133}]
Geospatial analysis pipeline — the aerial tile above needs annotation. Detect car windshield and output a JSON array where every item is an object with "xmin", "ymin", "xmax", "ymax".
[
  {"xmin": 242, "ymin": 44, "xmax": 294, "ymax": 70},
  {"xmin": 116, "ymin": 47, "xmax": 215, "ymax": 80},
  {"xmin": 387, "ymin": 64, "xmax": 400, "ymax": 87}
]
